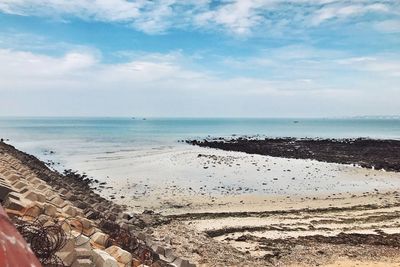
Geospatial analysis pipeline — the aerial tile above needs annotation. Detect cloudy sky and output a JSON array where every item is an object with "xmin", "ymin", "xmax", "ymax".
[{"xmin": 0, "ymin": 0, "xmax": 399, "ymax": 117}]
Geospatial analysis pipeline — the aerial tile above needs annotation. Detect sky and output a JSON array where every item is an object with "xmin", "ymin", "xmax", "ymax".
[{"xmin": 0, "ymin": 0, "xmax": 399, "ymax": 117}]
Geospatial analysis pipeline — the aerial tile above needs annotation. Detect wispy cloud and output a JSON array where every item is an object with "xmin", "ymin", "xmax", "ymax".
[
  {"xmin": 0, "ymin": 0, "xmax": 398, "ymax": 35},
  {"xmin": 1, "ymin": 47, "xmax": 399, "ymax": 116},
  {"xmin": 374, "ymin": 19, "xmax": 400, "ymax": 33}
]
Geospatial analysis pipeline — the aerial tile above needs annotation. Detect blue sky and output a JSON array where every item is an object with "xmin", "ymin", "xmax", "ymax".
[{"xmin": 0, "ymin": 0, "xmax": 399, "ymax": 117}]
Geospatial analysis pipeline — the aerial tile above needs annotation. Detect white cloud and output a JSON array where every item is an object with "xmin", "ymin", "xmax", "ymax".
[
  {"xmin": 337, "ymin": 56, "xmax": 400, "ymax": 77},
  {"xmin": 374, "ymin": 19, "xmax": 400, "ymax": 33},
  {"xmin": 1, "ymin": 47, "xmax": 399, "ymax": 116},
  {"xmin": 311, "ymin": 3, "xmax": 389, "ymax": 25},
  {"xmin": 0, "ymin": 48, "xmax": 278, "ymax": 94},
  {"xmin": 0, "ymin": 0, "xmax": 398, "ymax": 35}
]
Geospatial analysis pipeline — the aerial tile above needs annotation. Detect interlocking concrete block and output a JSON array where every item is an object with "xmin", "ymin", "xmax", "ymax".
[
  {"xmin": 56, "ymin": 251, "xmax": 77, "ymax": 266},
  {"xmin": 2, "ymin": 197, "xmax": 25, "ymax": 212},
  {"xmin": 86, "ymin": 210, "xmax": 101, "ymax": 220},
  {"xmin": 13, "ymin": 181, "xmax": 28, "ymax": 190},
  {"xmin": 51, "ymin": 196, "xmax": 67, "ymax": 208},
  {"xmin": 62, "ymin": 205, "xmax": 78, "ymax": 217},
  {"xmin": 105, "ymin": 245, "xmax": 132, "ymax": 265},
  {"xmin": 0, "ymin": 183, "xmax": 13, "ymax": 201},
  {"xmin": 92, "ymin": 249, "xmax": 119, "ymax": 267},
  {"xmin": 5, "ymin": 173, "xmax": 20, "ymax": 183},
  {"xmin": 35, "ymin": 183, "xmax": 49, "ymax": 191},
  {"xmin": 91, "ymin": 232, "xmax": 109, "ymax": 247},
  {"xmin": 75, "ymin": 247, "xmax": 92, "ymax": 259},
  {"xmin": 42, "ymin": 188, "xmax": 56, "ymax": 198},
  {"xmin": 65, "ymin": 191, "xmax": 78, "ymax": 201},
  {"xmin": 30, "ymin": 178, "xmax": 43, "ymax": 185},
  {"xmin": 6, "ymin": 192, "xmax": 21, "ymax": 201},
  {"xmin": 74, "ymin": 232, "xmax": 92, "ymax": 250},
  {"xmin": 74, "ymin": 200, "xmax": 88, "ymax": 210},
  {"xmin": 22, "ymin": 190, "xmax": 46, "ymax": 203},
  {"xmin": 59, "ymin": 236, "xmax": 75, "ymax": 253},
  {"xmin": 25, "ymin": 205, "xmax": 44, "ymax": 218},
  {"xmin": 79, "ymin": 217, "xmax": 92, "ymax": 229},
  {"xmin": 43, "ymin": 203, "xmax": 57, "ymax": 217},
  {"xmin": 59, "ymin": 188, "xmax": 69, "ymax": 195},
  {"xmin": 72, "ymin": 258, "xmax": 94, "ymax": 267},
  {"xmin": 25, "ymin": 174, "xmax": 36, "ymax": 181}
]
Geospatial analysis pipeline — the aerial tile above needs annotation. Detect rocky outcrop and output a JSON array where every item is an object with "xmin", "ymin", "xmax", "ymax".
[{"xmin": 187, "ymin": 137, "xmax": 400, "ymax": 172}]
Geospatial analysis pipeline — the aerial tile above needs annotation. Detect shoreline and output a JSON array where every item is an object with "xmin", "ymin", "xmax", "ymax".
[{"xmin": 187, "ymin": 137, "xmax": 400, "ymax": 172}]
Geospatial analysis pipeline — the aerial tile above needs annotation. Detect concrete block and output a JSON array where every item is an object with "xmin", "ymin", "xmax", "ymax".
[
  {"xmin": 72, "ymin": 258, "xmax": 94, "ymax": 267},
  {"xmin": 105, "ymin": 245, "xmax": 132, "ymax": 264},
  {"xmin": 43, "ymin": 188, "xmax": 57, "ymax": 199},
  {"xmin": 23, "ymin": 190, "xmax": 46, "ymax": 203},
  {"xmin": 58, "ymin": 237, "xmax": 75, "ymax": 253},
  {"xmin": 65, "ymin": 191, "xmax": 78, "ymax": 201},
  {"xmin": 24, "ymin": 205, "xmax": 43, "ymax": 218},
  {"xmin": 74, "ymin": 200, "xmax": 88, "ymax": 209},
  {"xmin": 91, "ymin": 232, "xmax": 109, "ymax": 247},
  {"xmin": 86, "ymin": 210, "xmax": 101, "ymax": 220},
  {"xmin": 6, "ymin": 173, "xmax": 20, "ymax": 183},
  {"xmin": 30, "ymin": 178, "xmax": 43, "ymax": 185},
  {"xmin": 13, "ymin": 181, "xmax": 28, "ymax": 190},
  {"xmin": 79, "ymin": 217, "xmax": 92, "ymax": 229},
  {"xmin": 92, "ymin": 249, "xmax": 118, "ymax": 267},
  {"xmin": 43, "ymin": 203, "xmax": 57, "ymax": 217},
  {"xmin": 59, "ymin": 188, "xmax": 69, "ymax": 195},
  {"xmin": 56, "ymin": 251, "xmax": 77, "ymax": 266},
  {"xmin": 51, "ymin": 196, "xmax": 67, "ymax": 208},
  {"xmin": 2, "ymin": 197, "xmax": 25, "ymax": 212},
  {"xmin": 75, "ymin": 247, "xmax": 92, "ymax": 259},
  {"xmin": 6, "ymin": 192, "xmax": 21, "ymax": 201},
  {"xmin": 75, "ymin": 233, "xmax": 92, "ymax": 250},
  {"xmin": 35, "ymin": 183, "xmax": 48, "ymax": 191},
  {"xmin": 62, "ymin": 205, "xmax": 78, "ymax": 217},
  {"xmin": 0, "ymin": 184, "xmax": 13, "ymax": 201}
]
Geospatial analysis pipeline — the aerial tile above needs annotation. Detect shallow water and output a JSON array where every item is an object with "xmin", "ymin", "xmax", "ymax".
[{"xmin": 1, "ymin": 117, "xmax": 399, "ymax": 208}]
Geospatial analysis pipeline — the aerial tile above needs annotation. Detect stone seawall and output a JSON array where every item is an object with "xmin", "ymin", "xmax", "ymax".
[{"xmin": 0, "ymin": 141, "xmax": 195, "ymax": 267}]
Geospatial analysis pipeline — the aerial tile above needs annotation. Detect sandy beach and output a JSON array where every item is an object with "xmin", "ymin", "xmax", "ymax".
[{"xmin": 2, "ymin": 138, "xmax": 400, "ymax": 266}]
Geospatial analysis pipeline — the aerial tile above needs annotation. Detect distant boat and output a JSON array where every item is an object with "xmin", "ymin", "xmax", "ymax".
[
  {"xmin": 142, "ymin": 118, "xmax": 146, "ymax": 120},
  {"xmin": 293, "ymin": 120, "xmax": 299, "ymax": 123}
]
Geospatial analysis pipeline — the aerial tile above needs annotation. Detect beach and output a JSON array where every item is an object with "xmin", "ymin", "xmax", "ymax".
[{"xmin": 1, "ymin": 134, "xmax": 400, "ymax": 266}]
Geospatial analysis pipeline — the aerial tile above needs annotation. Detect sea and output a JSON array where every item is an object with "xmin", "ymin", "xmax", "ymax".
[
  {"xmin": 1, "ymin": 117, "xmax": 399, "ymax": 159},
  {"xmin": 1, "ymin": 117, "xmax": 400, "ymax": 204}
]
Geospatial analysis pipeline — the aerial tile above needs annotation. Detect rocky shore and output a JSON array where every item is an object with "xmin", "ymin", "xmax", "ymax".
[
  {"xmin": 2, "ymin": 140, "xmax": 400, "ymax": 266},
  {"xmin": 187, "ymin": 137, "xmax": 400, "ymax": 172},
  {"xmin": 0, "ymin": 141, "xmax": 196, "ymax": 267}
]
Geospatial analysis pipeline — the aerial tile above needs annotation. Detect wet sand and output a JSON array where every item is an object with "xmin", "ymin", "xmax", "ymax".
[{"xmin": 3, "ymin": 140, "xmax": 400, "ymax": 266}]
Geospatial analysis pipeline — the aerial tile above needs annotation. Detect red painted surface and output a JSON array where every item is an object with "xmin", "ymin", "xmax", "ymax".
[{"xmin": 0, "ymin": 205, "xmax": 42, "ymax": 267}]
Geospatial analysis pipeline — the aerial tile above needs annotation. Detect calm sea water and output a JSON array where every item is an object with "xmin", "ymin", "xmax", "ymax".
[
  {"xmin": 0, "ymin": 117, "xmax": 399, "ymax": 160},
  {"xmin": 1, "ymin": 117, "xmax": 400, "ymax": 201}
]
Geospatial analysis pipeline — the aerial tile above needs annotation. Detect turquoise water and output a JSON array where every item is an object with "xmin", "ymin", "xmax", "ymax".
[
  {"xmin": 1, "ymin": 117, "xmax": 399, "ymax": 160},
  {"xmin": 0, "ymin": 117, "xmax": 398, "ymax": 154},
  {"xmin": 1, "ymin": 117, "xmax": 400, "ymax": 142},
  {"xmin": 1, "ymin": 117, "xmax": 400, "ymax": 202}
]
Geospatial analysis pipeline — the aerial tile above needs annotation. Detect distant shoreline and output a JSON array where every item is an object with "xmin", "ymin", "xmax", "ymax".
[{"xmin": 187, "ymin": 137, "xmax": 400, "ymax": 172}]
